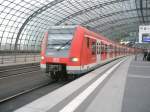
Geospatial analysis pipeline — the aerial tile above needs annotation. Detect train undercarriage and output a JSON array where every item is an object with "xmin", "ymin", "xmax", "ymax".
[{"xmin": 45, "ymin": 63, "xmax": 78, "ymax": 81}]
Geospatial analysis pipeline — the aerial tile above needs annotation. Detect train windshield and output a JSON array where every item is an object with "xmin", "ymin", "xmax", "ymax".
[{"xmin": 46, "ymin": 26, "xmax": 75, "ymax": 57}]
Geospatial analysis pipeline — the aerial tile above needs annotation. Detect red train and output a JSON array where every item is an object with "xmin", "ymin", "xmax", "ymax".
[{"xmin": 40, "ymin": 25, "xmax": 135, "ymax": 80}]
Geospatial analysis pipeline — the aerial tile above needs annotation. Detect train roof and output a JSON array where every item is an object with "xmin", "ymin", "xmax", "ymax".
[{"xmin": 48, "ymin": 25, "xmax": 78, "ymax": 30}]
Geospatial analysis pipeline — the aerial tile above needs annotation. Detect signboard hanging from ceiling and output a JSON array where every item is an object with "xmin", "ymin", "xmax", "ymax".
[{"xmin": 139, "ymin": 25, "xmax": 150, "ymax": 43}]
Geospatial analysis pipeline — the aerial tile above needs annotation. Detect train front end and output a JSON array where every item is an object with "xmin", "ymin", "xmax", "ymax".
[{"xmin": 40, "ymin": 26, "xmax": 81, "ymax": 80}]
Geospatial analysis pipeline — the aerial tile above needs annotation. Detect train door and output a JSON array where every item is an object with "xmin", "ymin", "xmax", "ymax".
[
  {"xmin": 107, "ymin": 44, "xmax": 110, "ymax": 59},
  {"xmin": 86, "ymin": 37, "xmax": 96, "ymax": 65},
  {"xmin": 91, "ymin": 39, "xmax": 96, "ymax": 63},
  {"xmin": 112, "ymin": 45, "xmax": 115, "ymax": 58},
  {"xmin": 86, "ymin": 37, "xmax": 91, "ymax": 64},
  {"xmin": 109, "ymin": 45, "xmax": 113, "ymax": 58},
  {"xmin": 104, "ymin": 44, "xmax": 107, "ymax": 60},
  {"xmin": 115, "ymin": 45, "xmax": 117, "ymax": 57},
  {"xmin": 96, "ymin": 40, "xmax": 101, "ymax": 64},
  {"xmin": 101, "ymin": 42, "xmax": 106, "ymax": 61}
]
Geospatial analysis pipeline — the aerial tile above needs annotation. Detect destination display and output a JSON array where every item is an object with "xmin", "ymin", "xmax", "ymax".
[
  {"xmin": 139, "ymin": 25, "xmax": 150, "ymax": 43},
  {"xmin": 142, "ymin": 34, "xmax": 150, "ymax": 42}
]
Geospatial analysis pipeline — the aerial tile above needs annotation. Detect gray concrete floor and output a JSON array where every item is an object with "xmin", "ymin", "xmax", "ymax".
[
  {"xmin": 122, "ymin": 55, "xmax": 150, "ymax": 112},
  {"xmin": 85, "ymin": 55, "xmax": 150, "ymax": 112},
  {"xmin": 84, "ymin": 57, "xmax": 132, "ymax": 112},
  {"xmin": 13, "ymin": 55, "xmax": 150, "ymax": 112}
]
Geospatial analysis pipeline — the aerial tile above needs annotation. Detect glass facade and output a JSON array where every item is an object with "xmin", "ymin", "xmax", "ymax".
[{"xmin": 0, "ymin": 0, "xmax": 148, "ymax": 51}]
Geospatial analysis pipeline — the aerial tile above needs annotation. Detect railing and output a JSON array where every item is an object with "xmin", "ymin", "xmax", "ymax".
[{"xmin": 0, "ymin": 51, "xmax": 40, "ymax": 64}]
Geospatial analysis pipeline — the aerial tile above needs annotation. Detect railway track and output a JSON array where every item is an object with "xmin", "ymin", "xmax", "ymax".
[
  {"xmin": 0, "ymin": 76, "xmax": 70, "ymax": 105},
  {"xmin": 0, "ymin": 58, "xmax": 123, "ymax": 112},
  {"xmin": 0, "ymin": 63, "xmax": 49, "ymax": 103},
  {"xmin": 0, "ymin": 81, "xmax": 70, "ymax": 112},
  {"xmin": 0, "ymin": 81, "xmax": 50, "ymax": 103},
  {"xmin": 0, "ymin": 63, "xmax": 70, "ymax": 106}
]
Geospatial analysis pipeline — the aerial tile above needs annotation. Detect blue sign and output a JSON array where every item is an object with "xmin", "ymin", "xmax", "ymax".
[{"xmin": 142, "ymin": 37, "xmax": 150, "ymax": 42}]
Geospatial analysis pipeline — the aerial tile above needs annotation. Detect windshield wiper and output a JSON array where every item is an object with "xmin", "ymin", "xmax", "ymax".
[{"xmin": 57, "ymin": 40, "xmax": 72, "ymax": 51}]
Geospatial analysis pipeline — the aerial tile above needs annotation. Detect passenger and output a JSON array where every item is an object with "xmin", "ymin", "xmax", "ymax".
[
  {"xmin": 146, "ymin": 50, "xmax": 150, "ymax": 61},
  {"xmin": 143, "ymin": 49, "xmax": 148, "ymax": 61},
  {"xmin": 134, "ymin": 49, "xmax": 137, "ymax": 61}
]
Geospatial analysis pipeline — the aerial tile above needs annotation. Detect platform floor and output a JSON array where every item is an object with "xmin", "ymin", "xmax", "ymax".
[
  {"xmin": 14, "ymin": 55, "xmax": 150, "ymax": 112},
  {"xmin": 85, "ymin": 56, "xmax": 131, "ymax": 112},
  {"xmin": 86, "ymin": 55, "xmax": 150, "ymax": 112},
  {"xmin": 122, "ymin": 55, "xmax": 150, "ymax": 112}
]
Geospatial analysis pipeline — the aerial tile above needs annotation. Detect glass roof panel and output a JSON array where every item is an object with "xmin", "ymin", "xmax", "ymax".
[{"xmin": 0, "ymin": 0, "xmax": 146, "ymax": 51}]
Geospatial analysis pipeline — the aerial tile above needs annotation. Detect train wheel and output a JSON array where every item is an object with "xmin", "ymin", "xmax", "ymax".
[
  {"xmin": 68, "ymin": 74, "xmax": 78, "ymax": 80},
  {"xmin": 49, "ymin": 72, "xmax": 59, "ymax": 81},
  {"xmin": 60, "ymin": 73, "xmax": 68, "ymax": 81}
]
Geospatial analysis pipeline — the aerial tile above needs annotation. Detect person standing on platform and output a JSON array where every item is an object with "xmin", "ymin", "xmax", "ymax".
[
  {"xmin": 143, "ymin": 49, "xmax": 148, "ymax": 61},
  {"xmin": 134, "ymin": 49, "xmax": 137, "ymax": 61},
  {"xmin": 146, "ymin": 50, "xmax": 150, "ymax": 61}
]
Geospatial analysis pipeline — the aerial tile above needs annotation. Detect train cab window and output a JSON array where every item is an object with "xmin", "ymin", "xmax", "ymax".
[
  {"xmin": 47, "ymin": 27, "xmax": 75, "ymax": 51},
  {"xmin": 92, "ymin": 41, "xmax": 96, "ymax": 55}
]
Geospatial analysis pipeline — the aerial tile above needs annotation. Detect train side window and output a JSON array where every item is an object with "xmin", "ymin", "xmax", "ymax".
[
  {"xmin": 99, "ymin": 43, "xmax": 101, "ymax": 54},
  {"xmin": 109, "ymin": 45, "xmax": 112, "ymax": 52},
  {"xmin": 98, "ymin": 43, "xmax": 101, "ymax": 54},
  {"xmin": 107, "ymin": 45, "xmax": 109, "ymax": 52},
  {"xmin": 105, "ymin": 45, "xmax": 107, "ymax": 52},
  {"xmin": 92, "ymin": 41, "xmax": 96, "ymax": 55},
  {"xmin": 101, "ymin": 43, "xmax": 104, "ymax": 53},
  {"xmin": 87, "ymin": 38, "xmax": 90, "ymax": 48}
]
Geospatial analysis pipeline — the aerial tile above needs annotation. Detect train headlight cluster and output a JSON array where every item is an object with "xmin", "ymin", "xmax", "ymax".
[
  {"xmin": 41, "ymin": 56, "xmax": 44, "ymax": 60},
  {"xmin": 71, "ymin": 57, "xmax": 79, "ymax": 62}
]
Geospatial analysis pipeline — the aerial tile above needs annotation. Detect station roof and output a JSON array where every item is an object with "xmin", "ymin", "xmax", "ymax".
[{"xmin": 0, "ymin": 0, "xmax": 148, "ymax": 51}]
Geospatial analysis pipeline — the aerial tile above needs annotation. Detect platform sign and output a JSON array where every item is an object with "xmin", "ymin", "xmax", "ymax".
[
  {"xmin": 139, "ymin": 25, "xmax": 150, "ymax": 43},
  {"xmin": 142, "ymin": 34, "xmax": 150, "ymax": 42}
]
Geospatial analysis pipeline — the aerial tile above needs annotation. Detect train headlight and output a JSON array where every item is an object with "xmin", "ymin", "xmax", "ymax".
[
  {"xmin": 41, "ymin": 56, "xmax": 44, "ymax": 60},
  {"xmin": 71, "ymin": 57, "xmax": 79, "ymax": 62}
]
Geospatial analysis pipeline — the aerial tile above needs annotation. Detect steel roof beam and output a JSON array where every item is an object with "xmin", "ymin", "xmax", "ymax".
[
  {"xmin": 103, "ymin": 25, "xmax": 138, "ymax": 36},
  {"xmin": 97, "ymin": 21, "xmax": 140, "ymax": 34},
  {"xmin": 140, "ymin": 0, "xmax": 145, "ymax": 23},
  {"xmin": 104, "ymin": 27, "xmax": 139, "ymax": 40},
  {"xmin": 135, "ymin": 0, "xmax": 142, "ymax": 23},
  {"xmin": 146, "ymin": 0, "xmax": 148, "ymax": 22},
  {"xmin": 55, "ymin": 0, "xmax": 129, "ymax": 25},
  {"xmin": 93, "ymin": 15, "xmax": 150, "ymax": 29},
  {"xmin": 82, "ymin": 8, "xmax": 150, "ymax": 25},
  {"xmin": 14, "ymin": 0, "xmax": 65, "ymax": 50},
  {"xmin": 105, "ymin": 28, "xmax": 138, "ymax": 38}
]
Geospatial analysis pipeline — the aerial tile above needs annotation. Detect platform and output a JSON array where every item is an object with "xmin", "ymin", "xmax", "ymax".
[
  {"xmin": 122, "ymin": 54, "xmax": 150, "ymax": 112},
  {"xmin": 15, "ymin": 55, "xmax": 150, "ymax": 112}
]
